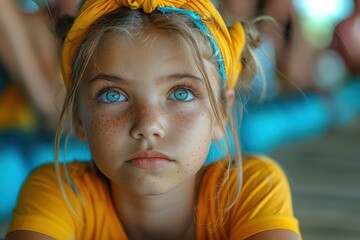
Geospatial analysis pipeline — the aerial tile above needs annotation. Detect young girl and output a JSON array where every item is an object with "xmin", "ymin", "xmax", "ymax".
[{"xmin": 6, "ymin": 0, "xmax": 301, "ymax": 239}]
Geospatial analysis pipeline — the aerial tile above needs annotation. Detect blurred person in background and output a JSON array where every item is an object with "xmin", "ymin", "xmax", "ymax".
[
  {"xmin": 219, "ymin": 0, "xmax": 353, "ymax": 154},
  {"xmin": 0, "ymin": 0, "xmax": 81, "ymax": 224},
  {"xmin": 0, "ymin": 0, "xmax": 78, "ymax": 132},
  {"xmin": 222, "ymin": 0, "xmax": 318, "ymax": 95},
  {"xmin": 330, "ymin": 0, "xmax": 360, "ymax": 75}
]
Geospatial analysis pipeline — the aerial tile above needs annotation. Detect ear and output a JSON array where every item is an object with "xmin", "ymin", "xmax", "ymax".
[
  {"xmin": 212, "ymin": 88, "xmax": 235, "ymax": 140},
  {"xmin": 73, "ymin": 102, "xmax": 87, "ymax": 141}
]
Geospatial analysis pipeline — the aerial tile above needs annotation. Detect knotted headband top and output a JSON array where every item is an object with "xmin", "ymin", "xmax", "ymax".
[{"xmin": 60, "ymin": 0, "xmax": 246, "ymax": 89}]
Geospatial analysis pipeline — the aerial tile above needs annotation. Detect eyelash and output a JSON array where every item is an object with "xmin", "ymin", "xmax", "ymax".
[
  {"xmin": 171, "ymin": 84, "xmax": 199, "ymax": 98},
  {"xmin": 96, "ymin": 86, "xmax": 124, "ymax": 99},
  {"xmin": 96, "ymin": 87, "xmax": 110, "ymax": 97},
  {"xmin": 94, "ymin": 84, "xmax": 200, "ymax": 101}
]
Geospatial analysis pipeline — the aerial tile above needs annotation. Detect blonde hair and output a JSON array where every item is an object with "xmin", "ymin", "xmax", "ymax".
[{"xmin": 55, "ymin": 6, "xmax": 259, "ymax": 224}]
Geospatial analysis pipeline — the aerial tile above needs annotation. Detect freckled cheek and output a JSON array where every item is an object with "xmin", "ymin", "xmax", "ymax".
[
  {"xmin": 170, "ymin": 109, "xmax": 213, "ymax": 163},
  {"xmin": 81, "ymin": 108, "xmax": 132, "ymax": 154}
]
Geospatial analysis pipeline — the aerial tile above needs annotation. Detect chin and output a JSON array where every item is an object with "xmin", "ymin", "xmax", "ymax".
[{"xmin": 131, "ymin": 184, "xmax": 175, "ymax": 196}]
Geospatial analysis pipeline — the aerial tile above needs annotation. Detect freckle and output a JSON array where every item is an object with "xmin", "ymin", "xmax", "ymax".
[
  {"xmin": 176, "ymin": 171, "xmax": 179, "ymax": 174},
  {"xmin": 187, "ymin": 163, "xmax": 190, "ymax": 166}
]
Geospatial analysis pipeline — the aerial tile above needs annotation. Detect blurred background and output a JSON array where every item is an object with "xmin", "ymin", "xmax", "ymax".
[{"xmin": 1, "ymin": 0, "xmax": 360, "ymax": 239}]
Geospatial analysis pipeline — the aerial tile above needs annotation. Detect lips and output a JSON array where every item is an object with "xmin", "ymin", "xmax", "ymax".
[{"xmin": 126, "ymin": 151, "xmax": 173, "ymax": 170}]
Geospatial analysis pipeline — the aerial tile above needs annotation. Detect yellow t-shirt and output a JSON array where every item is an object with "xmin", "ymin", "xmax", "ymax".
[{"xmin": 7, "ymin": 156, "xmax": 301, "ymax": 239}]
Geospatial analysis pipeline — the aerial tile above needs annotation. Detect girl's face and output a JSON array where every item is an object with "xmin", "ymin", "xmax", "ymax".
[{"xmin": 74, "ymin": 30, "xmax": 222, "ymax": 196}]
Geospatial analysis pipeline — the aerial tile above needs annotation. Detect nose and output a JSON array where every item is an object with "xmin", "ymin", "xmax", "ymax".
[{"xmin": 129, "ymin": 103, "xmax": 166, "ymax": 141}]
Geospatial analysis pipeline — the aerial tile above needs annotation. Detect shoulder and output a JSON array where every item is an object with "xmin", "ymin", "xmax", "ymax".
[
  {"xmin": 242, "ymin": 154, "xmax": 288, "ymax": 183},
  {"xmin": 238, "ymin": 155, "xmax": 294, "ymax": 214},
  {"xmin": 25, "ymin": 161, "xmax": 95, "ymax": 188},
  {"xmin": 200, "ymin": 155, "xmax": 291, "ymax": 212},
  {"xmin": 235, "ymin": 155, "xmax": 301, "ymax": 239},
  {"xmin": 201, "ymin": 156, "xmax": 301, "ymax": 239},
  {"xmin": 202, "ymin": 155, "xmax": 287, "ymax": 187},
  {"xmin": 14, "ymin": 160, "xmax": 95, "ymax": 211},
  {"xmin": 7, "ymin": 161, "xmax": 102, "ymax": 239},
  {"xmin": 21, "ymin": 161, "xmax": 107, "ymax": 208}
]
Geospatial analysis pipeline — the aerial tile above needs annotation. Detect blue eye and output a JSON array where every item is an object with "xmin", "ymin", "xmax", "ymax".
[
  {"xmin": 99, "ymin": 89, "xmax": 127, "ymax": 103},
  {"xmin": 169, "ymin": 88, "xmax": 195, "ymax": 102}
]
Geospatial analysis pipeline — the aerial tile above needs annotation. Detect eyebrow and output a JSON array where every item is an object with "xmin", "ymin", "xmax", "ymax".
[
  {"xmin": 88, "ymin": 72, "xmax": 204, "ymax": 85},
  {"xmin": 88, "ymin": 74, "xmax": 129, "ymax": 85},
  {"xmin": 166, "ymin": 73, "xmax": 204, "ymax": 84}
]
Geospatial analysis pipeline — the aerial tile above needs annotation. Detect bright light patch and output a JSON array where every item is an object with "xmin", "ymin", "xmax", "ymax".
[
  {"xmin": 295, "ymin": 0, "xmax": 353, "ymax": 20},
  {"xmin": 307, "ymin": 0, "xmax": 338, "ymax": 18}
]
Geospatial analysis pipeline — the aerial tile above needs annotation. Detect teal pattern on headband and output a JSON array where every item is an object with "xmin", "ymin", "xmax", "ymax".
[{"xmin": 157, "ymin": 6, "xmax": 227, "ymax": 84}]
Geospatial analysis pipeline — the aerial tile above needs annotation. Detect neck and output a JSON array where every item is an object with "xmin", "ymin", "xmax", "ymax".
[{"xmin": 110, "ymin": 176, "xmax": 199, "ymax": 240}]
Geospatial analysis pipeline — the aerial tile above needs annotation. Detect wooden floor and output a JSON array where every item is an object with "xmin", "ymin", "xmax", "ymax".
[
  {"xmin": 1, "ymin": 118, "xmax": 359, "ymax": 239},
  {"xmin": 270, "ymin": 117, "xmax": 360, "ymax": 240}
]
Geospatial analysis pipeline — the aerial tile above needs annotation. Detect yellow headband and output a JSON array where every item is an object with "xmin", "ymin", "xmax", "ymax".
[{"xmin": 60, "ymin": 0, "xmax": 245, "ymax": 89}]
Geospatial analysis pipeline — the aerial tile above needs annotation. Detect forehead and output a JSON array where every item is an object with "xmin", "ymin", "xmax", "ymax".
[
  {"xmin": 93, "ymin": 30, "xmax": 195, "ymax": 73},
  {"xmin": 91, "ymin": 29, "xmax": 218, "ymax": 81},
  {"xmin": 99, "ymin": 25, "xmax": 186, "ymax": 53}
]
